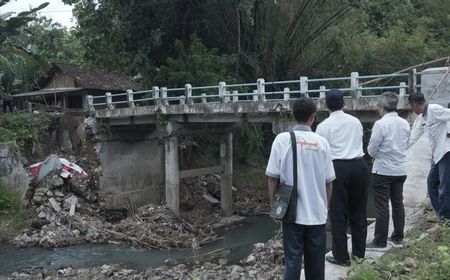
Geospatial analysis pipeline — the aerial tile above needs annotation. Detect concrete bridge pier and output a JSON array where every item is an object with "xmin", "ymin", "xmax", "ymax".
[
  {"xmin": 164, "ymin": 135, "xmax": 179, "ymax": 214},
  {"xmin": 220, "ymin": 132, "xmax": 233, "ymax": 216},
  {"xmin": 162, "ymin": 122, "xmax": 235, "ymax": 216}
]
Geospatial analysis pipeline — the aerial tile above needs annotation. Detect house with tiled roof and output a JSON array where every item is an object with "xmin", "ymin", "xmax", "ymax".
[{"xmin": 14, "ymin": 63, "xmax": 139, "ymax": 110}]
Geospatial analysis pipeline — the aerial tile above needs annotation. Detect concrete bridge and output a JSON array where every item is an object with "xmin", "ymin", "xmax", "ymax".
[{"xmin": 89, "ymin": 67, "xmax": 450, "ymax": 215}]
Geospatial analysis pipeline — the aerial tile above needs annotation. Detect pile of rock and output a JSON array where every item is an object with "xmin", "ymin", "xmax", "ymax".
[
  {"xmin": 14, "ymin": 173, "xmax": 105, "ymax": 247},
  {"xmin": 1, "ymin": 262, "xmax": 283, "ymax": 280}
]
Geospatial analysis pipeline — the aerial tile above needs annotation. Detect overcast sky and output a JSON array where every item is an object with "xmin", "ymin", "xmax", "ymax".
[{"xmin": 2, "ymin": 0, "xmax": 75, "ymax": 28}]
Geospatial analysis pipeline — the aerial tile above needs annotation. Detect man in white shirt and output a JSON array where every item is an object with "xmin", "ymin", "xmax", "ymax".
[
  {"xmin": 367, "ymin": 92, "xmax": 410, "ymax": 249},
  {"xmin": 316, "ymin": 89, "xmax": 369, "ymax": 266},
  {"xmin": 266, "ymin": 97, "xmax": 335, "ymax": 280},
  {"xmin": 408, "ymin": 93, "xmax": 450, "ymax": 221}
]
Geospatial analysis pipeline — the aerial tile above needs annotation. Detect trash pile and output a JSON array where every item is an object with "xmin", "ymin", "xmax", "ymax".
[{"xmin": 13, "ymin": 156, "xmax": 222, "ymax": 249}]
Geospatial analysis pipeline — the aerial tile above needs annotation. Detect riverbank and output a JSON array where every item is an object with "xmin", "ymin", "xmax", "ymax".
[
  {"xmin": 8, "ymin": 171, "xmax": 269, "ymax": 249},
  {"xmin": 348, "ymin": 207, "xmax": 450, "ymax": 280},
  {"xmin": 0, "ymin": 229, "xmax": 284, "ymax": 280}
]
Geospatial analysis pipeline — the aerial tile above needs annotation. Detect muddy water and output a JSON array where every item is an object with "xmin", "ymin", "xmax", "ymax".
[{"xmin": 0, "ymin": 216, "xmax": 278, "ymax": 275}]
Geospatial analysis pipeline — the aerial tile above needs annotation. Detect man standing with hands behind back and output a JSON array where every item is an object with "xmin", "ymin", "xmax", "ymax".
[
  {"xmin": 367, "ymin": 92, "xmax": 410, "ymax": 249},
  {"xmin": 316, "ymin": 89, "xmax": 369, "ymax": 266}
]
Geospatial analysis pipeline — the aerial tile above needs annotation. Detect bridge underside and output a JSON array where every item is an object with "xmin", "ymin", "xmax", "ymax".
[{"xmin": 95, "ymin": 97, "xmax": 410, "ymax": 214}]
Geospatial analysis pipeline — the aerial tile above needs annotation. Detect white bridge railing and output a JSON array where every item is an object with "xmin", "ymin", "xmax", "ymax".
[{"xmin": 88, "ymin": 70, "xmax": 422, "ymax": 111}]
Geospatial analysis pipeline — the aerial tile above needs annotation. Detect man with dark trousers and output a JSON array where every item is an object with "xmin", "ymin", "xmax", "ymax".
[
  {"xmin": 367, "ymin": 92, "xmax": 410, "ymax": 249},
  {"xmin": 267, "ymin": 97, "xmax": 335, "ymax": 279},
  {"xmin": 316, "ymin": 89, "xmax": 369, "ymax": 266},
  {"xmin": 408, "ymin": 93, "xmax": 450, "ymax": 221}
]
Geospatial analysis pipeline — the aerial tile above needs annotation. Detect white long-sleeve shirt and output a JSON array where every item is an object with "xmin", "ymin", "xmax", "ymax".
[
  {"xmin": 368, "ymin": 112, "xmax": 410, "ymax": 176},
  {"xmin": 316, "ymin": 110, "xmax": 365, "ymax": 160},
  {"xmin": 409, "ymin": 104, "xmax": 450, "ymax": 164}
]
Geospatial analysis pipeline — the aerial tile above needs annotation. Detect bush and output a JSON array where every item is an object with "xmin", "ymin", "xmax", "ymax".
[
  {"xmin": 0, "ymin": 184, "xmax": 21, "ymax": 216},
  {"xmin": 0, "ymin": 183, "xmax": 25, "ymax": 241},
  {"xmin": 0, "ymin": 112, "xmax": 50, "ymax": 151},
  {"xmin": 0, "ymin": 127, "xmax": 15, "ymax": 143}
]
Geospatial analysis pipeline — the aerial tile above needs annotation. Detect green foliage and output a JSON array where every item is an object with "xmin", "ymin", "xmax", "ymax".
[
  {"xmin": 0, "ymin": 183, "xmax": 20, "ymax": 215},
  {"xmin": 350, "ymin": 222, "xmax": 450, "ymax": 280},
  {"xmin": 0, "ymin": 182, "xmax": 25, "ymax": 241},
  {"xmin": 235, "ymin": 120, "xmax": 264, "ymax": 163},
  {"xmin": 0, "ymin": 113, "xmax": 50, "ymax": 151},
  {"xmin": 0, "ymin": 16, "xmax": 83, "ymax": 94},
  {"xmin": 156, "ymin": 36, "xmax": 237, "ymax": 88},
  {"xmin": 0, "ymin": 127, "xmax": 15, "ymax": 143},
  {"xmin": 0, "ymin": 1, "xmax": 49, "ymax": 45}
]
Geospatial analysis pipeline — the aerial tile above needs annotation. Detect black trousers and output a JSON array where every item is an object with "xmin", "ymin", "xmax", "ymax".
[
  {"xmin": 330, "ymin": 158, "xmax": 369, "ymax": 262},
  {"xmin": 282, "ymin": 223, "xmax": 326, "ymax": 280},
  {"xmin": 372, "ymin": 174, "xmax": 407, "ymax": 246}
]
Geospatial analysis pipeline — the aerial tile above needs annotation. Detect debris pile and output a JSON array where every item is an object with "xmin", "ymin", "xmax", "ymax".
[{"xmin": 14, "ymin": 160, "xmax": 221, "ymax": 249}]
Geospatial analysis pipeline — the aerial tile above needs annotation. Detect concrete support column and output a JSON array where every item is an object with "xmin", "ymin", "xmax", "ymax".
[
  {"xmin": 408, "ymin": 68, "xmax": 417, "ymax": 94},
  {"xmin": 351, "ymin": 72, "xmax": 360, "ymax": 109},
  {"xmin": 220, "ymin": 132, "xmax": 233, "ymax": 216},
  {"xmin": 153, "ymin": 86, "xmax": 160, "ymax": 105},
  {"xmin": 160, "ymin": 87, "xmax": 169, "ymax": 106},
  {"xmin": 300, "ymin": 76, "xmax": 308, "ymax": 97},
  {"xmin": 283, "ymin": 88, "xmax": 290, "ymax": 101},
  {"xmin": 126, "ymin": 89, "xmax": 135, "ymax": 108},
  {"xmin": 165, "ymin": 136, "xmax": 179, "ymax": 214}
]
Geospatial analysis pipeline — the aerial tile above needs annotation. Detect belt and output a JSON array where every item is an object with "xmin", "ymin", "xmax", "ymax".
[{"xmin": 333, "ymin": 157, "xmax": 364, "ymax": 161}]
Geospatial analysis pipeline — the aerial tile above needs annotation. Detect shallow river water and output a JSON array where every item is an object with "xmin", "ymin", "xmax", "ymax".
[{"xmin": 0, "ymin": 216, "xmax": 278, "ymax": 275}]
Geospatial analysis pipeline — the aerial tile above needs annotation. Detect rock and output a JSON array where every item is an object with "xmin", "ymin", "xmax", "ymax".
[
  {"xmin": 69, "ymin": 173, "xmax": 90, "ymax": 200},
  {"xmin": 404, "ymin": 257, "xmax": 417, "ymax": 269},
  {"xmin": 218, "ymin": 258, "xmax": 228, "ymax": 265},
  {"xmin": 37, "ymin": 211, "xmax": 46, "ymax": 219},
  {"xmin": 48, "ymin": 198, "xmax": 61, "ymax": 212},
  {"xmin": 31, "ymin": 218, "xmax": 49, "ymax": 229},
  {"xmin": 245, "ymin": 255, "xmax": 256, "ymax": 265},
  {"xmin": 254, "ymin": 242, "xmax": 265, "ymax": 250},
  {"xmin": 72, "ymin": 229, "xmax": 80, "ymax": 237},
  {"xmin": 54, "ymin": 191, "xmax": 64, "ymax": 197},
  {"xmin": 231, "ymin": 265, "xmax": 244, "ymax": 274},
  {"xmin": 426, "ymin": 224, "xmax": 440, "ymax": 233},
  {"xmin": 85, "ymin": 227, "xmax": 99, "ymax": 240}
]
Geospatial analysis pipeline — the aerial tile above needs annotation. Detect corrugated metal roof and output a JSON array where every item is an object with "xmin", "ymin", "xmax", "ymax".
[{"xmin": 13, "ymin": 88, "xmax": 83, "ymax": 97}]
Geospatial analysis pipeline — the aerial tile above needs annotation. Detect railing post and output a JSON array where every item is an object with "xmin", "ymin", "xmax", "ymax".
[
  {"xmin": 408, "ymin": 68, "xmax": 417, "ymax": 94},
  {"xmin": 225, "ymin": 90, "xmax": 231, "ymax": 103},
  {"xmin": 300, "ymin": 76, "xmax": 308, "ymax": 97},
  {"xmin": 283, "ymin": 88, "xmax": 290, "ymax": 101},
  {"xmin": 179, "ymin": 95, "xmax": 185, "ymax": 105},
  {"xmin": 153, "ymin": 86, "xmax": 160, "ymax": 105},
  {"xmin": 106, "ymin": 92, "xmax": 114, "ymax": 110},
  {"xmin": 201, "ymin": 93, "xmax": 207, "ymax": 104},
  {"xmin": 160, "ymin": 87, "xmax": 168, "ymax": 106},
  {"xmin": 87, "ymin": 95, "xmax": 94, "ymax": 111},
  {"xmin": 219, "ymin": 81, "xmax": 227, "ymax": 103},
  {"xmin": 232, "ymin": 90, "xmax": 238, "ymax": 103},
  {"xmin": 398, "ymin": 82, "xmax": 406, "ymax": 109},
  {"xmin": 185, "ymin": 84, "xmax": 192, "ymax": 105},
  {"xmin": 351, "ymin": 72, "xmax": 360, "ymax": 109},
  {"xmin": 257, "ymin": 78, "xmax": 266, "ymax": 102},
  {"xmin": 319, "ymin": 86, "xmax": 326, "ymax": 110},
  {"xmin": 126, "ymin": 90, "xmax": 135, "ymax": 108},
  {"xmin": 252, "ymin": 90, "xmax": 258, "ymax": 101},
  {"xmin": 319, "ymin": 86, "xmax": 326, "ymax": 100}
]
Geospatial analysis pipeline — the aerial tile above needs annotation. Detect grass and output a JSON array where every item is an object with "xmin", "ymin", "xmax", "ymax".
[
  {"xmin": 0, "ymin": 183, "xmax": 26, "ymax": 242},
  {"xmin": 348, "ymin": 212, "xmax": 450, "ymax": 280}
]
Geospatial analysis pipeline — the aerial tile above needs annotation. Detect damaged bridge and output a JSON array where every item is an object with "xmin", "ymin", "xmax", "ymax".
[{"xmin": 89, "ymin": 67, "xmax": 450, "ymax": 215}]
